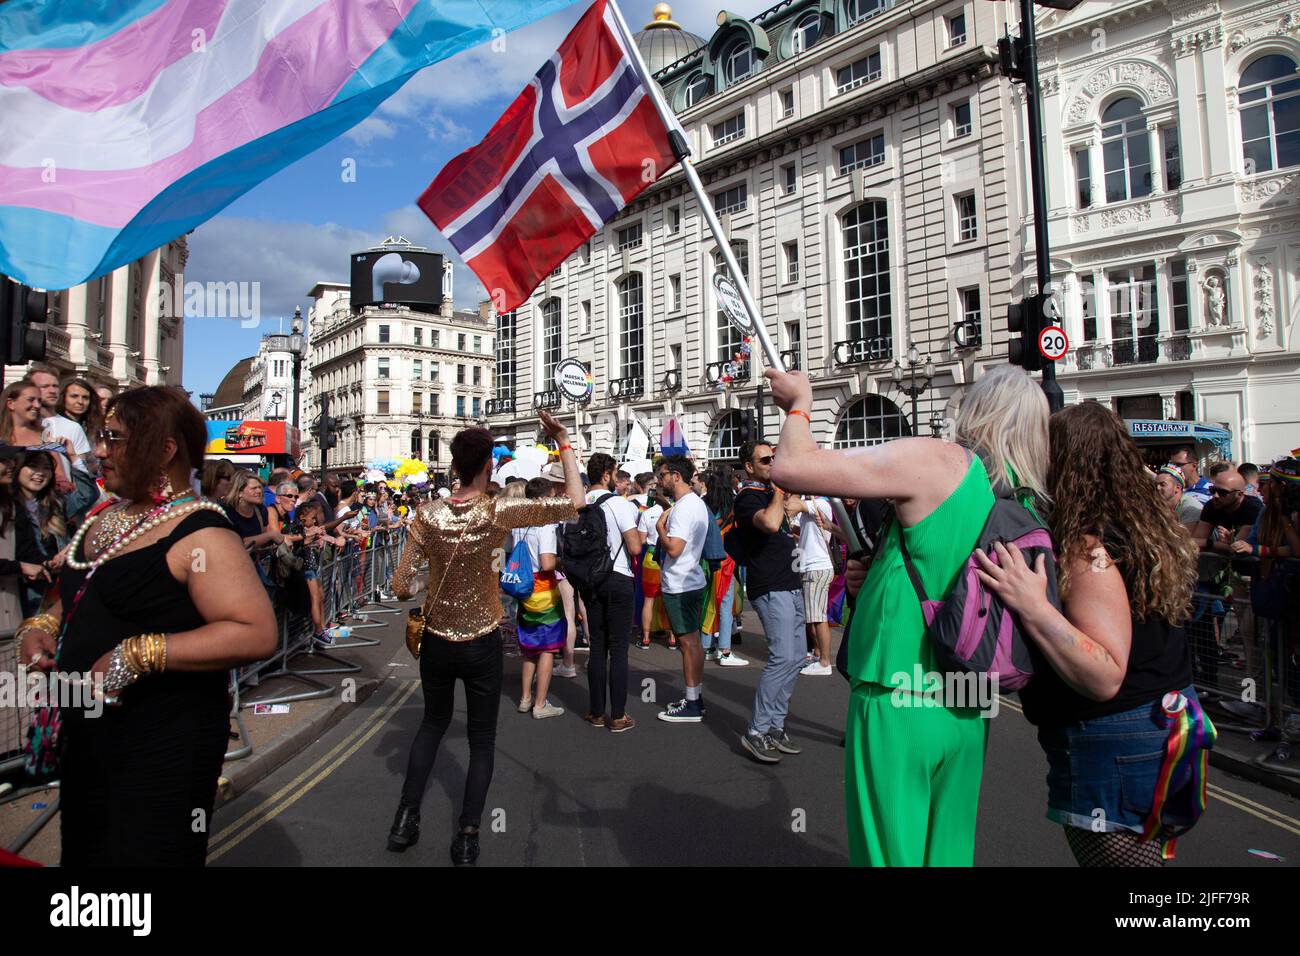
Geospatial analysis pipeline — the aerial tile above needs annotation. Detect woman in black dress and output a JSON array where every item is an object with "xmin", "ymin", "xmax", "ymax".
[{"xmin": 18, "ymin": 387, "xmax": 277, "ymax": 865}]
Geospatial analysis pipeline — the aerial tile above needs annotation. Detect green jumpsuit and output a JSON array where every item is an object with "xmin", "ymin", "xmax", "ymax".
[{"xmin": 844, "ymin": 455, "xmax": 994, "ymax": 866}]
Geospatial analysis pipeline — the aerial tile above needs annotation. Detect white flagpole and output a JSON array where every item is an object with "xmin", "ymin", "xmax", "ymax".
[{"xmin": 606, "ymin": 0, "xmax": 864, "ymax": 555}]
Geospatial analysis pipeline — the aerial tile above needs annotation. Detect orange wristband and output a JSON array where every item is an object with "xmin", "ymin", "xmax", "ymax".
[
  {"xmin": 558, "ymin": 444, "xmax": 574, "ymax": 453},
  {"xmin": 788, "ymin": 410, "xmax": 811, "ymax": 424}
]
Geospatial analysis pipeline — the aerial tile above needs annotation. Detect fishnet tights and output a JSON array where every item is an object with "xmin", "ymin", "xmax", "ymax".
[{"xmin": 1065, "ymin": 827, "xmax": 1167, "ymax": 867}]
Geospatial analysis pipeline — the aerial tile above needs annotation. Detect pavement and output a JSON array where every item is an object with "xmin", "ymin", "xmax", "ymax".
[{"xmin": 5, "ymin": 596, "xmax": 1299, "ymax": 866}]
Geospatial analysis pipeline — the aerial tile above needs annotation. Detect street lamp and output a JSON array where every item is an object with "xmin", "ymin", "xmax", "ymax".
[
  {"xmin": 289, "ymin": 306, "xmax": 306, "ymax": 432},
  {"xmin": 892, "ymin": 342, "xmax": 935, "ymax": 437},
  {"xmin": 269, "ymin": 390, "xmax": 284, "ymax": 419}
]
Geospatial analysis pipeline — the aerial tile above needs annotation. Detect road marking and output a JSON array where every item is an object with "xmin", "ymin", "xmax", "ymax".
[
  {"xmin": 207, "ymin": 680, "xmax": 419, "ymax": 861},
  {"xmin": 998, "ymin": 696, "xmax": 1300, "ymax": 837}
]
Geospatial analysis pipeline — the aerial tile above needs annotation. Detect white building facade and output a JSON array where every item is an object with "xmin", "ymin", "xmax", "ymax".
[
  {"xmin": 9, "ymin": 236, "xmax": 189, "ymax": 389},
  {"xmin": 303, "ymin": 266, "xmax": 495, "ymax": 474},
  {"xmin": 242, "ymin": 334, "xmax": 301, "ymax": 422},
  {"xmin": 1036, "ymin": 0, "xmax": 1300, "ymax": 462},
  {"xmin": 485, "ymin": 0, "xmax": 1031, "ymax": 462}
]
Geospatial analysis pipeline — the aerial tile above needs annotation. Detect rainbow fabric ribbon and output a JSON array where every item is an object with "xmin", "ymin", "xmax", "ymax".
[
  {"xmin": 516, "ymin": 572, "xmax": 565, "ymax": 653},
  {"xmin": 1142, "ymin": 691, "xmax": 1217, "ymax": 860}
]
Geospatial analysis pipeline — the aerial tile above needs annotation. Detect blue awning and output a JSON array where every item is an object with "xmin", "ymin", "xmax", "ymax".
[{"xmin": 1125, "ymin": 420, "xmax": 1233, "ymax": 457}]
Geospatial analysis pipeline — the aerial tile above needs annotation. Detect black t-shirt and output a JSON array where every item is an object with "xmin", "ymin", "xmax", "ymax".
[
  {"xmin": 1198, "ymin": 494, "xmax": 1262, "ymax": 533},
  {"xmin": 732, "ymin": 487, "xmax": 802, "ymax": 600},
  {"xmin": 222, "ymin": 502, "xmax": 268, "ymax": 542}
]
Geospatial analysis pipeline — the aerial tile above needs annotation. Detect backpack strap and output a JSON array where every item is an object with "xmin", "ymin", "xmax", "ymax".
[
  {"xmin": 893, "ymin": 521, "xmax": 930, "ymax": 606},
  {"xmin": 595, "ymin": 492, "xmax": 626, "ymax": 565}
]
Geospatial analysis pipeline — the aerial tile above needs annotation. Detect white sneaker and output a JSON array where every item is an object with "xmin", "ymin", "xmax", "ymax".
[
  {"xmin": 718, "ymin": 653, "xmax": 749, "ymax": 667},
  {"xmin": 554, "ymin": 663, "xmax": 578, "ymax": 678},
  {"xmin": 801, "ymin": 662, "xmax": 833, "ymax": 676},
  {"xmin": 517, "ymin": 698, "xmax": 533, "ymax": 713},
  {"xmin": 532, "ymin": 701, "xmax": 565, "ymax": 719}
]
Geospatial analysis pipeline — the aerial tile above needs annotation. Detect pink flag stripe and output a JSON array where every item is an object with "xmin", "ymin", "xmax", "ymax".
[
  {"xmin": 0, "ymin": 0, "xmax": 417, "ymax": 228},
  {"xmin": 0, "ymin": 0, "xmax": 234, "ymax": 112}
]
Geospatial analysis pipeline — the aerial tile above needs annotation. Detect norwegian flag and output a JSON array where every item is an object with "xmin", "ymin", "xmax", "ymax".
[{"xmin": 418, "ymin": 0, "xmax": 683, "ymax": 313}]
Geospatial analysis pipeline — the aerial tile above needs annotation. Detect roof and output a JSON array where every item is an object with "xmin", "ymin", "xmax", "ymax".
[
  {"xmin": 634, "ymin": 4, "xmax": 706, "ymax": 77},
  {"xmin": 210, "ymin": 356, "xmax": 255, "ymax": 410}
]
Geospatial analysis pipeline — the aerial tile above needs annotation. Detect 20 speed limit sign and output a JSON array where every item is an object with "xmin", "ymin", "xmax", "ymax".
[{"xmin": 1038, "ymin": 326, "xmax": 1069, "ymax": 362}]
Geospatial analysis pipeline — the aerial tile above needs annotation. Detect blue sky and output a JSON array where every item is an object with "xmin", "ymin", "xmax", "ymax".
[{"xmin": 183, "ymin": 0, "xmax": 773, "ymax": 398}]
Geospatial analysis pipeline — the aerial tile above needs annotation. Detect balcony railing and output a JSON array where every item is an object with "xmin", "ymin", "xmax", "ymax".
[
  {"xmin": 1163, "ymin": 335, "xmax": 1192, "ymax": 362},
  {"xmin": 485, "ymin": 398, "xmax": 516, "ymax": 417},
  {"xmin": 45, "ymin": 327, "xmax": 71, "ymax": 357},
  {"xmin": 532, "ymin": 389, "xmax": 562, "ymax": 410},
  {"xmin": 780, "ymin": 348, "xmax": 801, "ymax": 371},
  {"xmin": 705, "ymin": 359, "xmax": 750, "ymax": 387},
  {"xmin": 661, "ymin": 369, "xmax": 682, "ymax": 393},
  {"xmin": 952, "ymin": 320, "xmax": 981, "ymax": 350},
  {"xmin": 607, "ymin": 376, "xmax": 644, "ymax": 401},
  {"xmin": 1111, "ymin": 335, "xmax": 1159, "ymax": 366},
  {"xmin": 832, "ymin": 335, "xmax": 892, "ymax": 367}
]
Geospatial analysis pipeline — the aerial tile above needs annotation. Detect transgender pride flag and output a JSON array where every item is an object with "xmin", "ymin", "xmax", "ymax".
[{"xmin": 0, "ymin": 0, "xmax": 579, "ymax": 290}]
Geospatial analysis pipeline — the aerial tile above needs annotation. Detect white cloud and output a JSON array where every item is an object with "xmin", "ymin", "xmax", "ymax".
[{"xmin": 345, "ymin": 116, "xmax": 398, "ymax": 147}]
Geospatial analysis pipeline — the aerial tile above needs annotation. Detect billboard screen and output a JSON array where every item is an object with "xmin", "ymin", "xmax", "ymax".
[
  {"xmin": 349, "ymin": 248, "xmax": 445, "ymax": 312},
  {"xmin": 206, "ymin": 421, "xmax": 301, "ymax": 459}
]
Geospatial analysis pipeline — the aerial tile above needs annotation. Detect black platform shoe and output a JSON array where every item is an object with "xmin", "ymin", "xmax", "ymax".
[
  {"xmin": 387, "ymin": 804, "xmax": 420, "ymax": 852},
  {"xmin": 450, "ymin": 828, "xmax": 480, "ymax": 866}
]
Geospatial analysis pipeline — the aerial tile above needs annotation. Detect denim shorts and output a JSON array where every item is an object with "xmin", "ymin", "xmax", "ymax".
[{"xmin": 1036, "ymin": 686, "xmax": 1200, "ymax": 834}]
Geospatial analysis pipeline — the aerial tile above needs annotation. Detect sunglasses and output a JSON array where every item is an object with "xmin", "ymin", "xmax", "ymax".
[
  {"xmin": 1210, "ymin": 487, "xmax": 1238, "ymax": 497},
  {"xmin": 93, "ymin": 428, "xmax": 128, "ymax": 446},
  {"xmin": 755, "ymin": 455, "xmax": 775, "ymax": 466}
]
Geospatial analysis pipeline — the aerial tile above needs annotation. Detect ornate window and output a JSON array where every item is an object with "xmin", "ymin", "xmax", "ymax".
[
  {"xmin": 540, "ymin": 298, "xmax": 562, "ymax": 385},
  {"xmin": 713, "ymin": 242, "xmax": 750, "ymax": 368},
  {"xmin": 617, "ymin": 273, "xmax": 644, "ymax": 378},
  {"xmin": 1239, "ymin": 54, "xmax": 1300, "ymax": 174},
  {"xmin": 842, "ymin": 201, "xmax": 891, "ymax": 350},
  {"xmin": 846, "ymin": 0, "xmax": 889, "ymax": 25},
  {"xmin": 1101, "ymin": 97, "xmax": 1152, "ymax": 202},
  {"xmin": 684, "ymin": 73, "xmax": 712, "ymax": 108},
  {"xmin": 834, "ymin": 396, "xmax": 910, "ymax": 448},
  {"xmin": 495, "ymin": 310, "xmax": 515, "ymax": 401},
  {"xmin": 792, "ymin": 13, "xmax": 820, "ymax": 54},
  {"xmin": 710, "ymin": 410, "xmax": 746, "ymax": 462},
  {"xmin": 723, "ymin": 42, "xmax": 755, "ymax": 87}
]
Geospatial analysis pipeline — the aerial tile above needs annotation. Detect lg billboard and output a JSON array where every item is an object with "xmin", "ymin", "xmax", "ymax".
[{"xmin": 350, "ymin": 248, "xmax": 447, "ymax": 313}]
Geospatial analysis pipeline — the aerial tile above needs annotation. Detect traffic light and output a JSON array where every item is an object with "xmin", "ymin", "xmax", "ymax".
[
  {"xmin": 1, "ymin": 277, "xmax": 48, "ymax": 366},
  {"xmin": 1007, "ymin": 294, "xmax": 1047, "ymax": 373},
  {"xmin": 737, "ymin": 408, "xmax": 758, "ymax": 449}
]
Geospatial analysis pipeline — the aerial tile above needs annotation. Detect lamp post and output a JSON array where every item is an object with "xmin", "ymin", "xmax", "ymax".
[
  {"xmin": 289, "ymin": 306, "xmax": 306, "ymax": 432},
  {"xmin": 269, "ymin": 390, "xmax": 284, "ymax": 420},
  {"xmin": 892, "ymin": 342, "xmax": 935, "ymax": 437}
]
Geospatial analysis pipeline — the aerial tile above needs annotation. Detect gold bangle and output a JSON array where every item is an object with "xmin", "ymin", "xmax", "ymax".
[{"xmin": 118, "ymin": 638, "xmax": 145, "ymax": 677}]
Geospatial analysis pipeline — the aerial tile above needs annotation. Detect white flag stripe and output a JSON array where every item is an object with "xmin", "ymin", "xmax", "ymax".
[{"xmin": 0, "ymin": 0, "xmax": 329, "ymax": 170}]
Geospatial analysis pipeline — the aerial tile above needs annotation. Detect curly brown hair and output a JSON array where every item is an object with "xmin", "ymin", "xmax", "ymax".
[{"xmin": 1048, "ymin": 402, "xmax": 1198, "ymax": 624}]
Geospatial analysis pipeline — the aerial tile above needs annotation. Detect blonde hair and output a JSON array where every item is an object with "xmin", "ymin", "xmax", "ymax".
[
  {"xmin": 500, "ymin": 480, "xmax": 527, "ymax": 499},
  {"xmin": 953, "ymin": 365, "xmax": 1050, "ymax": 500},
  {"xmin": 224, "ymin": 470, "xmax": 263, "ymax": 510}
]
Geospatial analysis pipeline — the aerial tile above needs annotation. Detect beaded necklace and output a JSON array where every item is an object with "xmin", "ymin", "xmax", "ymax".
[{"xmin": 65, "ymin": 495, "xmax": 225, "ymax": 572}]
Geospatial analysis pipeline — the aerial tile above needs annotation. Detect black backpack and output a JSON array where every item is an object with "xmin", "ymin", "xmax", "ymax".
[{"xmin": 558, "ymin": 493, "xmax": 624, "ymax": 595}]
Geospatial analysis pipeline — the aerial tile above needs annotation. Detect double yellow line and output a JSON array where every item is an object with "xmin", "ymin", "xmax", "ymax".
[
  {"xmin": 206, "ymin": 680, "xmax": 420, "ymax": 863},
  {"xmin": 997, "ymin": 695, "xmax": 1300, "ymax": 839}
]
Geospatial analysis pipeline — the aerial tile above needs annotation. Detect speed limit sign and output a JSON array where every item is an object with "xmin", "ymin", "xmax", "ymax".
[{"xmin": 1038, "ymin": 326, "xmax": 1068, "ymax": 362}]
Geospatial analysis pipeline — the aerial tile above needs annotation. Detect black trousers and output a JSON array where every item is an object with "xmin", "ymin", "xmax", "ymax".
[
  {"xmin": 585, "ymin": 573, "xmax": 634, "ymax": 719},
  {"xmin": 400, "ymin": 629, "xmax": 503, "ymax": 830}
]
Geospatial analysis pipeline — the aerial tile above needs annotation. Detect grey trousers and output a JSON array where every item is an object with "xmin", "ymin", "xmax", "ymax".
[{"xmin": 749, "ymin": 589, "xmax": 806, "ymax": 734}]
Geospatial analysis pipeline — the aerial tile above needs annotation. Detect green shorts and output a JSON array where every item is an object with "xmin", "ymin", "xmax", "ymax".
[{"xmin": 662, "ymin": 587, "xmax": 707, "ymax": 637}]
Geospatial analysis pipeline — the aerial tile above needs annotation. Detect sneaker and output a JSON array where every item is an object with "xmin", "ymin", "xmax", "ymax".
[
  {"xmin": 768, "ymin": 728, "xmax": 802, "ymax": 754},
  {"xmin": 608, "ymin": 714, "xmax": 636, "ymax": 733},
  {"xmin": 668, "ymin": 638, "xmax": 679, "ymax": 651},
  {"xmin": 517, "ymin": 697, "xmax": 533, "ymax": 713},
  {"xmin": 554, "ymin": 663, "xmax": 579, "ymax": 678},
  {"xmin": 1221, "ymin": 699, "xmax": 1266, "ymax": 722},
  {"xmin": 801, "ymin": 662, "xmax": 833, "ymax": 676},
  {"xmin": 657, "ymin": 698, "xmax": 704, "ymax": 723},
  {"xmin": 582, "ymin": 712, "xmax": 607, "ymax": 728},
  {"xmin": 740, "ymin": 731, "xmax": 781, "ymax": 764},
  {"xmin": 704, "ymin": 649, "xmax": 721, "ymax": 662},
  {"xmin": 314, "ymin": 630, "xmax": 335, "ymax": 647},
  {"xmin": 718, "ymin": 652, "xmax": 749, "ymax": 667},
  {"xmin": 532, "ymin": 701, "xmax": 564, "ymax": 719},
  {"xmin": 635, "ymin": 638, "xmax": 651, "ymax": 650}
]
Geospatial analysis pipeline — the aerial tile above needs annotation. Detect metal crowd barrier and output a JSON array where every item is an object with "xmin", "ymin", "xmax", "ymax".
[
  {"xmin": 1190, "ymin": 553, "xmax": 1299, "ymax": 779},
  {"xmin": 0, "ymin": 626, "xmax": 25, "ymax": 774}
]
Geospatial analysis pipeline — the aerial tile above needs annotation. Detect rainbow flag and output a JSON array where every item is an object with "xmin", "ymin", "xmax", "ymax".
[
  {"xmin": 0, "ymin": 0, "xmax": 579, "ymax": 289},
  {"xmin": 516, "ymin": 571, "xmax": 565, "ymax": 653}
]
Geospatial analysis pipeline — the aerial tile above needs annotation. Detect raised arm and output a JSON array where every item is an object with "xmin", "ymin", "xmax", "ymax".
[{"xmin": 539, "ymin": 410, "xmax": 584, "ymax": 510}]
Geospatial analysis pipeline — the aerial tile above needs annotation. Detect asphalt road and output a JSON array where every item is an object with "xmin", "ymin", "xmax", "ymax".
[{"xmin": 209, "ymin": 635, "xmax": 1300, "ymax": 867}]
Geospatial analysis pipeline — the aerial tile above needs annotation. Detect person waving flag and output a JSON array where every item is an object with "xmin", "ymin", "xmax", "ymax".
[{"xmin": 418, "ymin": 0, "xmax": 684, "ymax": 314}]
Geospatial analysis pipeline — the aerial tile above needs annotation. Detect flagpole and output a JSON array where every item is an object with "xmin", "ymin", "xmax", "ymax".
[{"xmin": 607, "ymin": 0, "xmax": 863, "ymax": 555}]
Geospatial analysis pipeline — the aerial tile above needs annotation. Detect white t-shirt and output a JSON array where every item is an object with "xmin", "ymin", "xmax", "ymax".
[
  {"xmin": 586, "ymin": 489, "xmax": 639, "ymax": 577},
  {"xmin": 41, "ymin": 415, "xmax": 89, "ymax": 476},
  {"xmin": 795, "ymin": 497, "xmax": 834, "ymax": 573},
  {"xmin": 512, "ymin": 524, "xmax": 557, "ymax": 572},
  {"xmin": 660, "ymin": 492, "xmax": 710, "ymax": 594},
  {"xmin": 638, "ymin": 503, "xmax": 664, "ymax": 547}
]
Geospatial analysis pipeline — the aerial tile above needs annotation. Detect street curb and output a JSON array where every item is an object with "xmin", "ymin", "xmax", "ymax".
[
  {"xmin": 1209, "ymin": 749, "xmax": 1300, "ymax": 799},
  {"xmin": 216, "ymin": 676, "xmax": 384, "ymax": 807}
]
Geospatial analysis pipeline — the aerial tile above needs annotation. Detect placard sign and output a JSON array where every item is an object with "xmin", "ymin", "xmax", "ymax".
[
  {"xmin": 713, "ymin": 273, "xmax": 754, "ymax": 335},
  {"xmin": 554, "ymin": 358, "xmax": 593, "ymax": 402}
]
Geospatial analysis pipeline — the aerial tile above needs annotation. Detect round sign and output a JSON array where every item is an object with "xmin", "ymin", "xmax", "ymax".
[
  {"xmin": 1038, "ymin": 325, "xmax": 1069, "ymax": 362},
  {"xmin": 713, "ymin": 273, "xmax": 754, "ymax": 335},
  {"xmin": 553, "ymin": 358, "xmax": 593, "ymax": 402}
]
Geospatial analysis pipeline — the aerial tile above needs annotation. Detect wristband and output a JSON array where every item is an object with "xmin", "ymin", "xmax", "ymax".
[
  {"xmin": 788, "ymin": 410, "xmax": 811, "ymax": 424},
  {"xmin": 558, "ymin": 444, "xmax": 574, "ymax": 454},
  {"xmin": 1258, "ymin": 545, "xmax": 1270, "ymax": 558}
]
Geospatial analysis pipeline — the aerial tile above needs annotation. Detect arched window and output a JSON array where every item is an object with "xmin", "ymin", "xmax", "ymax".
[
  {"xmin": 410, "ymin": 429, "xmax": 422, "ymax": 459},
  {"xmin": 842, "ymin": 201, "xmax": 892, "ymax": 352},
  {"xmin": 846, "ymin": 0, "xmax": 887, "ymax": 25},
  {"xmin": 1240, "ymin": 54, "xmax": 1300, "ymax": 174},
  {"xmin": 792, "ymin": 13, "xmax": 820, "ymax": 54},
  {"xmin": 1101, "ymin": 97, "xmax": 1151, "ymax": 202},
  {"xmin": 617, "ymin": 273, "xmax": 644, "ymax": 378},
  {"xmin": 684, "ymin": 72, "xmax": 711, "ymax": 107},
  {"xmin": 713, "ymin": 242, "xmax": 750, "ymax": 369},
  {"xmin": 540, "ymin": 299, "xmax": 561, "ymax": 385},
  {"xmin": 723, "ymin": 42, "xmax": 754, "ymax": 87},
  {"xmin": 834, "ymin": 396, "xmax": 910, "ymax": 448},
  {"xmin": 496, "ymin": 309, "xmax": 516, "ymax": 401},
  {"xmin": 710, "ymin": 410, "xmax": 746, "ymax": 462}
]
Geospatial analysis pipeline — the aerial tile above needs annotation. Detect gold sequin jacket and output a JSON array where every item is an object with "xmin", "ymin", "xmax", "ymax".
[{"xmin": 392, "ymin": 495, "xmax": 578, "ymax": 641}]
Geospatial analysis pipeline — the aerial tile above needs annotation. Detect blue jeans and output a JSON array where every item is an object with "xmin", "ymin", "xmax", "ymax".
[
  {"xmin": 702, "ymin": 576, "xmax": 737, "ymax": 652},
  {"xmin": 749, "ymin": 589, "xmax": 806, "ymax": 735}
]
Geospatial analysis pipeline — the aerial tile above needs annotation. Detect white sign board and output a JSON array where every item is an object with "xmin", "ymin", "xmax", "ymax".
[
  {"xmin": 553, "ymin": 358, "xmax": 593, "ymax": 402},
  {"xmin": 713, "ymin": 273, "xmax": 754, "ymax": 335}
]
